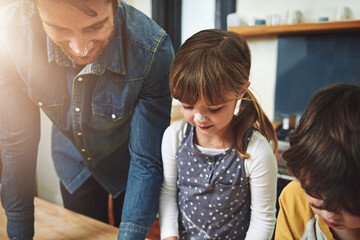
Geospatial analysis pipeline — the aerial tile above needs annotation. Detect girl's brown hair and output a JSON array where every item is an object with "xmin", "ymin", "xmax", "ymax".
[{"xmin": 170, "ymin": 29, "xmax": 278, "ymax": 158}]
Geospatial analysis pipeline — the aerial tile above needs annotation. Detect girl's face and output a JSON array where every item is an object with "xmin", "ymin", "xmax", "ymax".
[
  {"xmin": 180, "ymin": 84, "xmax": 249, "ymax": 148},
  {"xmin": 181, "ymin": 98, "xmax": 236, "ymax": 130},
  {"xmin": 180, "ymin": 95, "xmax": 237, "ymax": 147},
  {"xmin": 306, "ymin": 193, "xmax": 360, "ymax": 232}
]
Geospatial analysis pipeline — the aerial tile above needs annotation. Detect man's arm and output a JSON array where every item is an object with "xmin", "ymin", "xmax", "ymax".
[
  {"xmin": 117, "ymin": 32, "xmax": 174, "ymax": 239},
  {"xmin": 0, "ymin": 38, "xmax": 41, "ymax": 240}
]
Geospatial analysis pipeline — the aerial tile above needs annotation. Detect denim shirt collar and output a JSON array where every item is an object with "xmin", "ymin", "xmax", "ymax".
[{"xmin": 46, "ymin": 10, "xmax": 126, "ymax": 75}]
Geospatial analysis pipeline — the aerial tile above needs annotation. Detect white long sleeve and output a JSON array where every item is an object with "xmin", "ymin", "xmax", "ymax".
[
  {"xmin": 159, "ymin": 120, "xmax": 187, "ymax": 239},
  {"xmin": 159, "ymin": 119, "xmax": 277, "ymax": 240},
  {"xmin": 244, "ymin": 130, "xmax": 278, "ymax": 240}
]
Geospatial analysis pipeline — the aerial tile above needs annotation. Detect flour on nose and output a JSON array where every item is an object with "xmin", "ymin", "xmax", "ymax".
[{"xmin": 194, "ymin": 113, "xmax": 206, "ymax": 122}]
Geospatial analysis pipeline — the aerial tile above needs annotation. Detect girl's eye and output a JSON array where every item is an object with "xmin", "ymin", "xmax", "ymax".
[
  {"xmin": 209, "ymin": 107, "xmax": 222, "ymax": 113},
  {"xmin": 182, "ymin": 105, "xmax": 193, "ymax": 110}
]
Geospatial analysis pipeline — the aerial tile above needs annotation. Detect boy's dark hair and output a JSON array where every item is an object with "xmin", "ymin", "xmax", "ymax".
[
  {"xmin": 31, "ymin": 0, "xmax": 118, "ymax": 17},
  {"xmin": 284, "ymin": 83, "xmax": 360, "ymax": 215}
]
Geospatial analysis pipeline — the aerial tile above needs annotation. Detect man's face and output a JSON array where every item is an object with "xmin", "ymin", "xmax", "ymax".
[{"xmin": 37, "ymin": 0, "xmax": 116, "ymax": 66}]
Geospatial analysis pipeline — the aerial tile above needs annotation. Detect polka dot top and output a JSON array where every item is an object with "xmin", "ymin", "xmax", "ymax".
[{"xmin": 176, "ymin": 123, "xmax": 255, "ymax": 239}]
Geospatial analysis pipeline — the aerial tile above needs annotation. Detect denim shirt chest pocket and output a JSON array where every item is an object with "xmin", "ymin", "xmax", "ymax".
[
  {"xmin": 91, "ymin": 104, "xmax": 133, "ymax": 130},
  {"xmin": 26, "ymin": 88, "xmax": 66, "ymax": 130},
  {"xmin": 90, "ymin": 75, "xmax": 142, "ymax": 130}
]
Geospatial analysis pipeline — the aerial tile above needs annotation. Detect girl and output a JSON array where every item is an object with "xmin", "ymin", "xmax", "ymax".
[
  {"xmin": 275, "ymin": 84, "xmax": 360, "ymax": 240},
  {"xmin": 159, "ymin": 29, "xmax": 278, "ymax": 240}
]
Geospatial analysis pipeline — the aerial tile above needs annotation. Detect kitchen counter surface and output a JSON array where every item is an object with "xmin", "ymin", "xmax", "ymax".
[{"xmin": 0, "ymin": 196, "xmax": 120, "ymax": 240}]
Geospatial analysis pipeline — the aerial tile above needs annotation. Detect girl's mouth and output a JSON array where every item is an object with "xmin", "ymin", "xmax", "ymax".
[{"xmin": 198, "ymin": 125, "xmax": 212, "ymax": 130}]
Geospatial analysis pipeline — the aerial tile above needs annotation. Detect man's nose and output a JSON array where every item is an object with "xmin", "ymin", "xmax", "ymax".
[{"xmin": 68, "ymin": 35, "xmax": 94, "ymax": 57}]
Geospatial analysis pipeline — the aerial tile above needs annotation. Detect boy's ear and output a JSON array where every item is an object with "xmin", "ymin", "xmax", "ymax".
[{"xmin": 239, "ymin": 82, "xmax": 250, "ymax": 98}]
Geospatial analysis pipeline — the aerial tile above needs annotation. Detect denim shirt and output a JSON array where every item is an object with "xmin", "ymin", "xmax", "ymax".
[{"xmin": 0, "ymin": 1, "xmax": 174, "ymax": 239}]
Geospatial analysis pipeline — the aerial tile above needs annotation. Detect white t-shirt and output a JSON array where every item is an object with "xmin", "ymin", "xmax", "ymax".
[{"xmin": 159, "ymin": 119, "xmax": 278, "ymax": 240}]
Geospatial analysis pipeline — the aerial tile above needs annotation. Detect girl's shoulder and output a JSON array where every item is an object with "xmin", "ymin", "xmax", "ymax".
[
  {"xmin": 248, "ymin": 130, "xmax": 274, "ymax": 152},
  {"xmin": 166, "ymin": 119, "xmax": 188, "ymax": 133},
  {"xmin": 163, "ymin": 119, "xmax": 188, "ymax": 143},
  {"xmin": 246, "ymin": 131, "xmax": 276, "ymax": 169}
]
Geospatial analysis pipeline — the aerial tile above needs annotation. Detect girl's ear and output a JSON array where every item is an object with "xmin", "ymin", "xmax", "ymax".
[{"xmin": 239, "ymin": 82, "xmax": 250, "ymax": 98}]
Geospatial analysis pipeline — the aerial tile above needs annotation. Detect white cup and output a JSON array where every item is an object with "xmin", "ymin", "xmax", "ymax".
[
  {"xmin": 271, "ymin": 14, "xmax": 281, "ymax": 25},
  {"xmin": 335, "ymin": 7, "xmax": 352, "ymax": 21},
  {"xmin": 286, "ymin": 10, "xmax": 303, "ymax": 24}
]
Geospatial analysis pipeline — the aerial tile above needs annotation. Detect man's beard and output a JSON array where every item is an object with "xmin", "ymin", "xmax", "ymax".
[{"xmin": 56, "ymin": 29, "xmax": 114, "ymax": 66}]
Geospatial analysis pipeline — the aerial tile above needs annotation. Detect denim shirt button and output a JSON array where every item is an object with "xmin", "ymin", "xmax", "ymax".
[
  {"xmin": 81, "ymin": 148, "xmax": 86, "ymax": 152},
  {"xmin": 77, "ymin": 77, "xmax": 83, "ymax": 82},
  {"xmin": 111, "ymin": 113, "xmax": 116, "ymax": 119},
  {"xmin": 75, "ymin": 107, "xmax": 81, "ymax": 112},
  {"xmin": 86, "ymin": 157, "xmax": 91, "ymax": 161},
  {"xmin": 77, "ymin": 132, "xmax": 82, "ymax": 136},
  {"xmin": 38, "ymin": 101, "xmax": 43, "ymax": 106}
]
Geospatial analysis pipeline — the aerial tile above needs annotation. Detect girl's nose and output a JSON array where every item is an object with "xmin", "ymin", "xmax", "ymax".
[{"xmin": 194, "ymin": 113, "xmax": 207, "ymax": 123}]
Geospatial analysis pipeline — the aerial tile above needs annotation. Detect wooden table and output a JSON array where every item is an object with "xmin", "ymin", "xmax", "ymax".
[{"xmin": 0, "ymin": 197, "xmax": 120, "ymax": 240}]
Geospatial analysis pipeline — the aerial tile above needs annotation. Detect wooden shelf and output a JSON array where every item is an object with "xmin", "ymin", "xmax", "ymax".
[{"xmin": 228, "ymin": 20, "xmax": 360, "ymax": 38}]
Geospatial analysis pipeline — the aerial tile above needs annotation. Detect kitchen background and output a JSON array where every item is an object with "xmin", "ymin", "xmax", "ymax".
[{"xmin": 2, "ymin": 0, "xmax": 359, "ymax": 206}]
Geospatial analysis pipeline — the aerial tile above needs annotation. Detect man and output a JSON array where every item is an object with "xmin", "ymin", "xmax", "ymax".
[{"xmin": 0, "ymin": 0, "xmax": 174, "ymax": 239}]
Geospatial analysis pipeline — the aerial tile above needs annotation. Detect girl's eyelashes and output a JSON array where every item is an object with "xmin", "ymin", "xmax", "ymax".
[
  {"xmin": 209, "ymin": 107, "xmax": 222, "ymax": 113},
  {"xmin": 182, "ymin": 105, "xmax": 193, "ymax": 110},
  {"xmin": 181, "ymin": 105, "xmax": 223, "ymax": 113}
]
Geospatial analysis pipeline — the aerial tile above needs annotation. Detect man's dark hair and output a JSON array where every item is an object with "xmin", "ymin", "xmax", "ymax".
[
  {"xmin": 284, "ymin": 83, "xmax": 360, "ymax": 216},
  {"xmin": 32, "ymin": 0, "xmax": 118, "ymax": 17}
]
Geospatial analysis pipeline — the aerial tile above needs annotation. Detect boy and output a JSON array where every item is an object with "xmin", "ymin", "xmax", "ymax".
[{"xmin": 275, "ymin": 83, "xmax": 360, "ymax": 240}]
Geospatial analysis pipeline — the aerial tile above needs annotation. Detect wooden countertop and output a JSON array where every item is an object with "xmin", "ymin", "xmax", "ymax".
[{"xmin": 0, "ymin": 196, "xmax": 120, "ymax": 239}]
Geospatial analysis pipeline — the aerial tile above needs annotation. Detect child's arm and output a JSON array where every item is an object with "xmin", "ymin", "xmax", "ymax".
[
  {"xmin": 159, "ymin": 120, "xmax": 187, "ymax": 240},
  {"xmin": 244, "ymin": 132, "xmax": 278, "ymax": 240}
]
